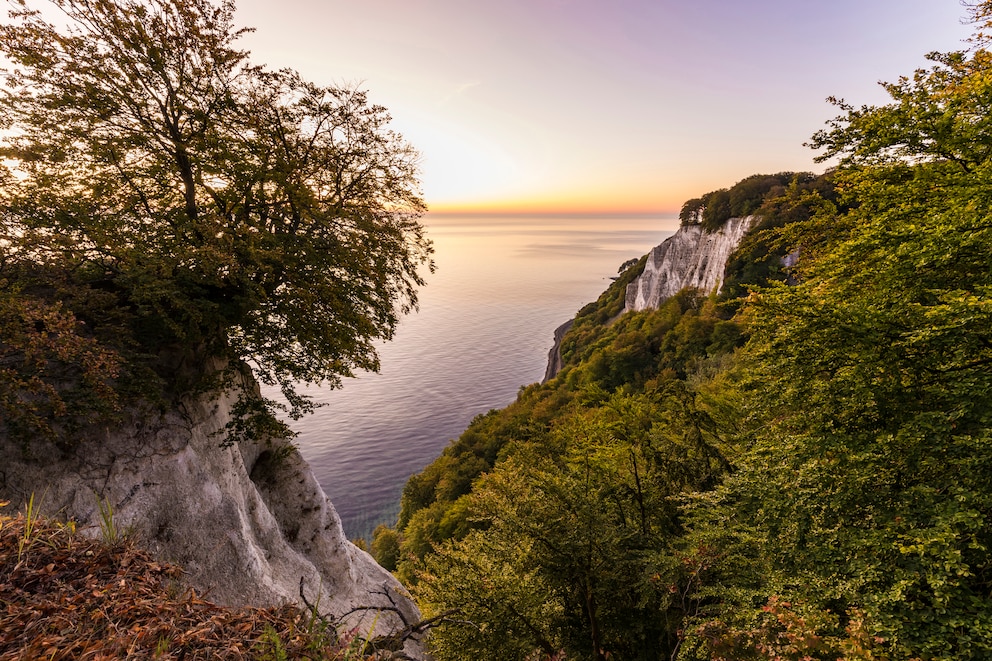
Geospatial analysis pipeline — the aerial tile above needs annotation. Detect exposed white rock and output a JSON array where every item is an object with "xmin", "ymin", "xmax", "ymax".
[
  {"xmin": 0, "ymin": 368, "xmax": 424, "ymax": 657},
  {"xmin": 542, "ymin": 319, "xmax": 574, "ymax": 384},
  {"xmin": 624, "ymin": 216, "xmax": 753, "ymax": 312}
]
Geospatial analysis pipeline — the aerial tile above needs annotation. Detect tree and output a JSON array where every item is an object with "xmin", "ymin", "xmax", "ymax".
[
  {"xmin": 0, "ymin": 0, "xmax": 432, "ymax": 437},
  {"xmin": 700, "ymin": 189, "xmax": 731, "ymax": 232},
  {"xmin": 416, "ymin": 391, "xmax": 736, "ymax": 661},
  {"xmin": 682, "ymin": 7, "xmax": 992, "ymax": 658},
  {"xmin": 0, "ymin": 288, "xmax": 121, "ymax": 444},
  {"xmin": 680, "ymin": 197, "xmax": 705, "ymax": 225}
]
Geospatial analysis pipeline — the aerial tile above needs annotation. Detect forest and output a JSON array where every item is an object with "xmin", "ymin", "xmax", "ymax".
[{"xmin": 373, "ymin": 8, "xmax": 992, "ymax": 660}]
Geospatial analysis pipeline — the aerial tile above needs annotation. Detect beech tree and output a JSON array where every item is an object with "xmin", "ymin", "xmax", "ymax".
[
  {"xmin": 680, "ymin": 6, "xmax": 992, "ymax": 659},
  {"xmin": 0, "ymin": 0, "xmax": 432, "ymax": 439}
]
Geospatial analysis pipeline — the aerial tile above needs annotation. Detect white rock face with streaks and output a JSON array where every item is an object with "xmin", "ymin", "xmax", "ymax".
[
  {"xmin": 0, "ymin": 369, "xmax": 424, "ymax": 657},
  {"xmin": 624, "ymin": 217, "xmax": 753, "ymax": 312}
]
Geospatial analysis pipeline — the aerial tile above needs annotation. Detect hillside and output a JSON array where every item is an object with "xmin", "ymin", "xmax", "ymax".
[
  {"xmin": 375, "ymin": 34, "xmax": 992, "ymax": 654},
  {"xmin": 373, "ymin": 172, "xmax": 835, "ymax": 658}
]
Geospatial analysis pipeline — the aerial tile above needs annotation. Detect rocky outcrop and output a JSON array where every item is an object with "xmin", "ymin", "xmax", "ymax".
[
  {"xmin": 542, "ymin": 319, "xmax": 574, "ymax": 384},
  {"xmin": 0, "ymin": 369, "xmax": 424, "ymax": 657},
  {"xmin": 624, "ymin": 217, "xmax": 753, "ymax": 312}
]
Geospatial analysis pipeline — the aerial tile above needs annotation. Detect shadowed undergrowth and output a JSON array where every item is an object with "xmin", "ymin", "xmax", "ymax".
[{"xmin": 0, "ymin": 502, "xmax": 383, "ymax": 660}]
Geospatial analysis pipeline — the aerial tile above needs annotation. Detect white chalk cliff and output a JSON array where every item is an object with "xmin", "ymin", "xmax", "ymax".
[
  {"xmin": 543, "ymin": 217, "xmax": 754, "ymax": 382},
  {"xmin": 0, "ymin": 368, "xmax": 424, "ymax": 657},
  {"xmin": 624, "ymin": 216, "xmax": 753, "ymax": 312}
]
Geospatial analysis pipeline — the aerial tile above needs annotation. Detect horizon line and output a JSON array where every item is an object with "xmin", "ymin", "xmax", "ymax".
[{"xmin": 425, "ymin": 208, "xmax": 680, "ymax": 218}]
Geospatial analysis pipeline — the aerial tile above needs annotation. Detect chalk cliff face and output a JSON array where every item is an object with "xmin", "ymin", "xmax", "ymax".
[
  {"xmin": 624, "ymin": 217, "xmax": 753, "ymax": 312},
  {"xmin": 0, "ymin": 368, "xmax": 423, "ymax": 656}
]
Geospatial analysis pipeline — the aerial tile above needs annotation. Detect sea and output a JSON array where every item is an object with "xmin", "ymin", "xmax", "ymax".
[{"xmin": 283, "ymin": 213, "xmax": 679, "ymax": 542}]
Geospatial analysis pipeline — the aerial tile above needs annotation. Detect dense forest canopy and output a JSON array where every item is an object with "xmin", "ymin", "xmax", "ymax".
[
  {"xmin": 381, "ymin": 4, "xmax": 992, "ymax": 659},
  {"xmin": 678, "ymin": 172, "xmax": 815, "ymax": 232},
  {"xmin": 0, "ymin": 0, "xmax": 432, "ymax": 444}
]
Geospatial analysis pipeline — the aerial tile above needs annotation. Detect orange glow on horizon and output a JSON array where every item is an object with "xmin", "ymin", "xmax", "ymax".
[
  {"xmin": 420, "ymin": 170, "xmax": 756, "ymax": 218},
  {"xmin": 425, "ymin": 191, "xmax": 683, "ymax": 217},
  {"xmin": 426, "ymin": 202, "xmax": 678, "ymax": 217}
]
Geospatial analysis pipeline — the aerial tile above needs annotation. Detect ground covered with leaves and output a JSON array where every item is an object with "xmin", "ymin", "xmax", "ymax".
[{"xmin": 0, "ymin": 504, "xmax": 377, "ymax": 660}]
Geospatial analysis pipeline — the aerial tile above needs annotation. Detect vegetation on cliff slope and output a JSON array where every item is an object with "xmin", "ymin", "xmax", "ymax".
[
  {"xmin": 678, "ymin": 172, "xmax": 815, "ymax": 232},
  {"xmin": 0, "ymin": 0, "xmax": 432, "ymax": 447},
  {"xmin": 381, "ymin": 5, "xmax": 992, "ymax": 659}
]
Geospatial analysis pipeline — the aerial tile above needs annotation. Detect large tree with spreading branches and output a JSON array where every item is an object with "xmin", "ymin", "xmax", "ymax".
[{"xmin": 0, "ymin": 0, "xmax": 433, "ymax": 443}]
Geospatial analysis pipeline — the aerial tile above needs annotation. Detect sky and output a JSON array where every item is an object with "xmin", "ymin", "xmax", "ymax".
[{"xmin": 233, "ymin": 0, "xmax": 974, "ymax": 214}]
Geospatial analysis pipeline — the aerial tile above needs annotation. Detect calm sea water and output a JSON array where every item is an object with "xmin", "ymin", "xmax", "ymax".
[{"xmin": 286, "ymin": 213, "xmax": 678, "ymax": 541}]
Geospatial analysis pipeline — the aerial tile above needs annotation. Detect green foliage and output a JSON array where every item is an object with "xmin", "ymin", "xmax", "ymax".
[
  {"xmin": 17, "ymin": 493, "xmax": 38, "ymax": 563},
  {"xmin": 391, "ymin": 284, "xmax": 747, "ymax": 583},
  {"xmin": 718, "ymin": 171, "xmax": 842, "ymax": 304},
  {"xmin": 0, "ymin": 0, "xmax": 432, "ymax": 443},
  {"xmin": 617, "ymin": 257, "xmax": 641, "ymax": 274},
  {"xmin": 395, "ymin": 256, "xmax": 753, "ymax": 657},
  {"xmin": 679, "ymin": 173, "xmax": 813, "ymax": 232},
  {"xmin": 679, "ymin": 197, "xmax": 705, "ymax": 225},
  {"xmin": 418, "ymin": 391, "xmax": 736, "ymax": 660},
  {"xmin": 95, "ymin": 495, "xmax": 130, "ymax": 547},
  {"xmin": 255, "ymin": 626, "xmax": 290, "ymax": 661},
  {"xmin": 392, "ymin": 261, "xmax": 654, "ymax": 550},
  {"xmin": 370, "ymin": 524, "xmax": 400, "ymax": 572},
  {"xmin": 392, "ymin": 175, "xmax": 834, "ymax": 657},
  {"xmin": 214, "ymin": 387, "xmax": 297, "ymax": 448},
  {"xmin": 680, "ymin": 15, "xmax": 992, "ymax": 660}
]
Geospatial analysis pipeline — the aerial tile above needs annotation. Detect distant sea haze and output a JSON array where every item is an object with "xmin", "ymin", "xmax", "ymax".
[{"xmin": 279, "ymin": 213, "xmax": 678, "ymax": 542}]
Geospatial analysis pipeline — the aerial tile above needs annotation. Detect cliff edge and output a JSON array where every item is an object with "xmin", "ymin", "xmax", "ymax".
[
  {"xmin": 543, "ymin": 319, "xmax": 575, "ymax": 384},
  {"xmin": 0, "ymin": 370, "xmax": 424, "ymax": 657},
  {"xmin": 543, "ymin": 217, "xmax": 753, "ymax": 382},
  {"xmin": 624, "ymin": 216, "xmax": 753, "ymax": 313}
]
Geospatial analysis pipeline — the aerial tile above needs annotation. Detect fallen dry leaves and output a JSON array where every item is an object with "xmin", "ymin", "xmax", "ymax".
[{"xmin": 0, "ymin": 507, "xmax": 371, "ymax": 660}]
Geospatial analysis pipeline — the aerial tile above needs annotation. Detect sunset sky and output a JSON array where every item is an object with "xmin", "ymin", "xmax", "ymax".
[{"xmin": 234, "ymin": 0, "xmax": 973, "ymax": 214}]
